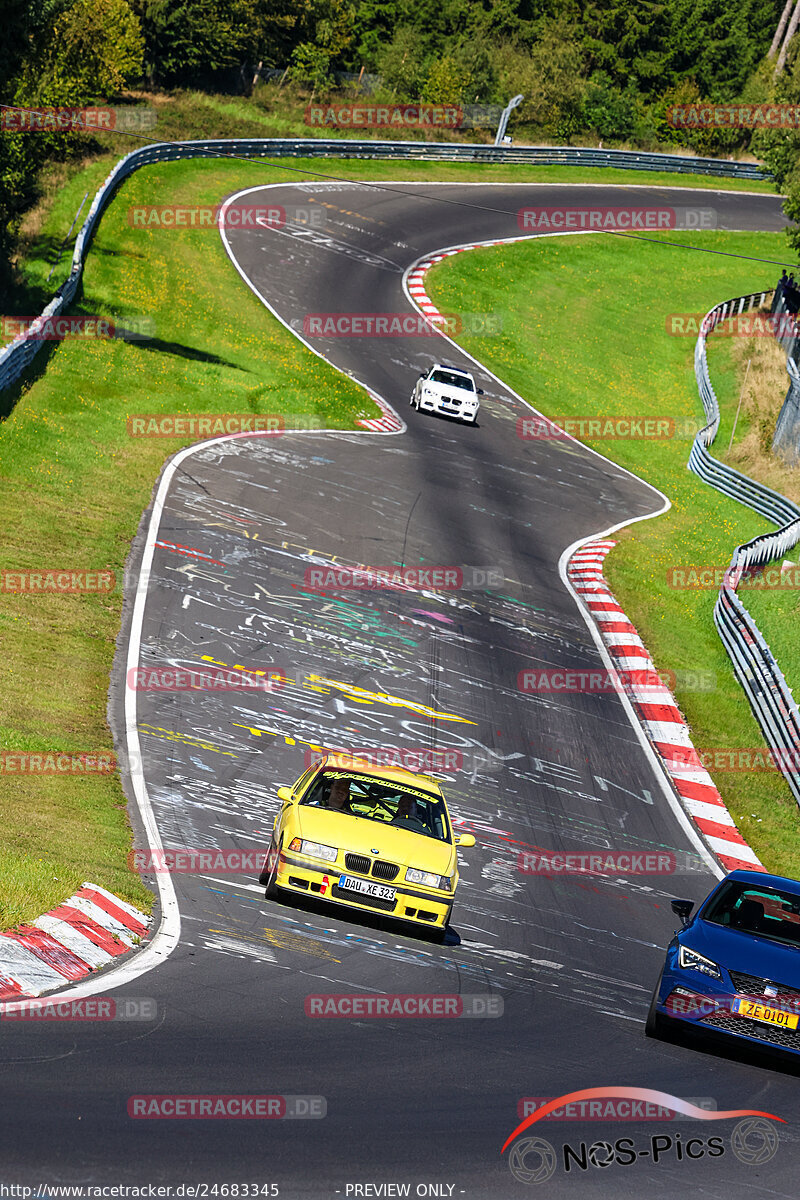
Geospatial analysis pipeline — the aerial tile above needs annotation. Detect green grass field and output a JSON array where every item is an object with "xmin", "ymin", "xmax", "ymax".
[
  {"xmin": 425, "ymin": 231, "xmax": 800, "ymax": 875},
  {"xmin": 0, "ymin": 135, "xmax": 792, "ymax": 926}
]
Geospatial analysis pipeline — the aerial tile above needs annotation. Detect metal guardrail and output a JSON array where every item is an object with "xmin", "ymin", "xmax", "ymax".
[
  {"xmin": 768, "ymin": 290, "xmax": 800, "ymax": 463},
  {"xmin": 0, "ymin": 137, "xmax": 772, "ymax": 395},
  {"xmin": 691, "ymin": 292, "xmax": 800, "ymax": 803}
]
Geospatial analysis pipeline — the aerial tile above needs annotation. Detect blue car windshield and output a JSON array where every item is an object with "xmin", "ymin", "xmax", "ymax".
[
  {"xmin": 702, "ymin": 881, "xmax": 800, "ymax": 947},
  {"xmin": 300, "ymin": 771, "xmax": 451, "ymax": 842}
]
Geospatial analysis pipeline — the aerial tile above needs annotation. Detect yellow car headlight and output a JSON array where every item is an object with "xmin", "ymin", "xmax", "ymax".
[
  {"xmin": 406, "ymin": 867, "xmax": 452, "ymax": 890},
  {"xmin": 289, "ymin": 837, "xmax": 338, "ymax": 863}
]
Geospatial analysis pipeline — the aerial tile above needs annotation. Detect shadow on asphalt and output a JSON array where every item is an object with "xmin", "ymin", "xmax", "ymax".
[
  {"xmin": 266, "ymin": 884, "xmax": 467, "ymax": 948},
  {"xmin": 651, "ymin": 1016, "xmax": 800, "ymax": 1077}
]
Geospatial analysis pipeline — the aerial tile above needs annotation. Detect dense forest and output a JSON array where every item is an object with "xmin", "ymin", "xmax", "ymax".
[{"xmin": 2, "ymin": 0, "xmax": 800, "ymax": 292}]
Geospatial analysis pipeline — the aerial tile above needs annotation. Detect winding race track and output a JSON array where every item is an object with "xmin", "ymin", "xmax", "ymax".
[{"xmin": 2, "ymin": 183, "xmax": 796, "ymax": 1196}]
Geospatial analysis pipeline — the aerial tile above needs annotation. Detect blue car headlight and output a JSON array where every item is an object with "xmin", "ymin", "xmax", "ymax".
[{"xmin": 678, "ymin": 944, "xmax": 722, "ymax": 979}]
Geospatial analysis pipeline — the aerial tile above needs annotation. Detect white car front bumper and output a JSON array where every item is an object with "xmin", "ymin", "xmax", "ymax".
[{"xmin": 419, "ymin": 390, "xmax": 478, "ymax": 422}]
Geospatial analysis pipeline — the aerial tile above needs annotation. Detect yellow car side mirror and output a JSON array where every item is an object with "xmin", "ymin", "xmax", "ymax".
[
  {"xmin": 276, "ymin": 785, "xmax": 293, "ymax": 803},
  {"xmin": 455, "ymin": 833, "xmax": 476, "ymax": 848}
]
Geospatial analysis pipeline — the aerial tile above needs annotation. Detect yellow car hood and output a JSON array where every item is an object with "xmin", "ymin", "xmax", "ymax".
[{"xmin": 295, "ymin": 806, "xmax": 455, "ymax": 874}]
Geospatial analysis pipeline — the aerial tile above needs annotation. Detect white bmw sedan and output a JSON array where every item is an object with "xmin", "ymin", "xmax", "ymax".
[{"xmin": 410, "ymin": 364, "xmax": 483, "ymax": 425}]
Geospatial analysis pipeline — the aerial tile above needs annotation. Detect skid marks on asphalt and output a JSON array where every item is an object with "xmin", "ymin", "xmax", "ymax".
[
  {"xmin": 203, "ymin": 924, "xmax": 342, "ymax": 964},
  {"xmin": 191, "ymin": 881, "xmax": 653, "ymax": 1022}
]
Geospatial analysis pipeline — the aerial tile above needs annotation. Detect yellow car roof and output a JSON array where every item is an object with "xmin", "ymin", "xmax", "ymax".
[{"xmin": 319, "ymin": 752, "xmax": 444, "ymax": 797}]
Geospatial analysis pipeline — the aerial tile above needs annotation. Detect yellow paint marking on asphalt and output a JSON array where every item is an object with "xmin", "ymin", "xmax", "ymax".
[
  {"xmin": 207, "ymin": 927, "xmax": 340, "ymax": 962},
  {"xmin": 187, "ymin": 653, "xmax": 474, "ymax": 726},
  {"xmin": 261, "ymin": 928, "xmax": 341, "ymax": 960},
  {"xmin": 305, "ymin": 674, "xmax": 476, "ymax": 724},
  {"xmin": 232, "ymin": 724, "xmax": 325, "ymax": 750},
  {"xmin": 140, "ymin": 724, "xmax": 238, "ymax": 756}
]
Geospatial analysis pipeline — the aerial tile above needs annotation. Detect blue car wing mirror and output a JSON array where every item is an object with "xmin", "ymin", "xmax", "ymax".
[{"xmin": 671, "ymin": 898, "xmax": 694, "ymax": 927}]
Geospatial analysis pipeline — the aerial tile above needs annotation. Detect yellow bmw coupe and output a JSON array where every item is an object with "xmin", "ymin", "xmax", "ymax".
[{"xmin": 258, "ymin": 753, "xmax": 475, "ymax": 934}]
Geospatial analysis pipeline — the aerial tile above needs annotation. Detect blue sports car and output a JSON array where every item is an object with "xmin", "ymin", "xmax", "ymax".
[{"xmin": 646, "ymin": 869, "xmax": 800, "ymax": 1055}]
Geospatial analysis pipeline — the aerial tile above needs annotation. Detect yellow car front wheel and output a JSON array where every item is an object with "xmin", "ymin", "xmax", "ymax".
[{"xmin": 263, "ymin": 837, "xmax": 282, "ymax": 900}]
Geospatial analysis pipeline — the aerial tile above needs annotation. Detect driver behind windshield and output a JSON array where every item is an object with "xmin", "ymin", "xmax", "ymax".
[
  {"xmin": 392, "ymin": 793, "xmax": 419, "ymax": 823},
  {"xmin": 326, "ymin": 777, "xmax": 354, "ymax": 813},
  {"xmin": 301, "ymin": 772, "xmax": 449, "ymax": 840}
]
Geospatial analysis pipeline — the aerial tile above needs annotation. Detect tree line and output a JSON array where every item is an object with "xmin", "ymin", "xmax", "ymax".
[{"xmin": 1, "ymin": 0, "xmax": 798, "ymax": 302}]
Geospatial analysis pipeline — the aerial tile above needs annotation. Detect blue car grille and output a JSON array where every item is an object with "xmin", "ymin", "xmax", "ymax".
[
  {"xmin": 701, "ymin": 1012, "xmax": 800, "ymax": 1050},
  {"xmin": 728, "ymin": 970, "xmax": 800, "ymax": 1000},
  {"xmin": 698, "ymin": 970, "xmax": 800, "ymax": 1050}
]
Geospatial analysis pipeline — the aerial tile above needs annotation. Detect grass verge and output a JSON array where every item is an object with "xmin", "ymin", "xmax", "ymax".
[{"xmin": 426, "ymin": 230, "xmax": 800, "ymax": 875}]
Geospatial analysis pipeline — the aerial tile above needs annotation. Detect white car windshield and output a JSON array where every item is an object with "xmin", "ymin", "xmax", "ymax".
[{"xmin": 429, "ymin": 370, "xmax": 473, "ymax": 391}]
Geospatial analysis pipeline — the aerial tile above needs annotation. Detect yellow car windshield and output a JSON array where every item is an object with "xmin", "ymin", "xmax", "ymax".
[{"xmin": 301, "ymin": 771, "xmax": 450, "ymax": 842}]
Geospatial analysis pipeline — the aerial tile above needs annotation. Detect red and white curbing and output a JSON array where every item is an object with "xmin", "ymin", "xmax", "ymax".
[
  {"xmin": 0, "ymin": 882, "xmax": 150, "ymax": 1000},
  {"xmin": 406, "ymin": 243, "xmax": 509, "ymax": 326},
  {"xmin": 357, "ymin": 388, "xmax": 404, "ymax": 433},
  {"xmin": 569, "ymin": 540, "xmax": 764, "ymax": 875}
]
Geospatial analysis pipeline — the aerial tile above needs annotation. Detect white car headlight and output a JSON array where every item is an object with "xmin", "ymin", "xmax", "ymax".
[
  {"xmin": 406, "ymin": 867, "xmax": 451, "ymax": 890},
  {"xmin": 678, "ymin": 945, "xmax": 721, "ymax": 978},
  {"xmin": 289, "ymin": 838, "xmax": 338, "ymax": 863}
]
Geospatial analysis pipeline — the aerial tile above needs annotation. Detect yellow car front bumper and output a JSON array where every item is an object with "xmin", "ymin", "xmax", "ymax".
[{"xmin": 275, "ymin": 850, "xmax": 453, "ymax": 928}]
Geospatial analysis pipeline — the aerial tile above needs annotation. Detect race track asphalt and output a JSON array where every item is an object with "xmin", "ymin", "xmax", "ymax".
[{"xmin": 1, "ymin": 181, "xmax": 796, "ymax": 1198}]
